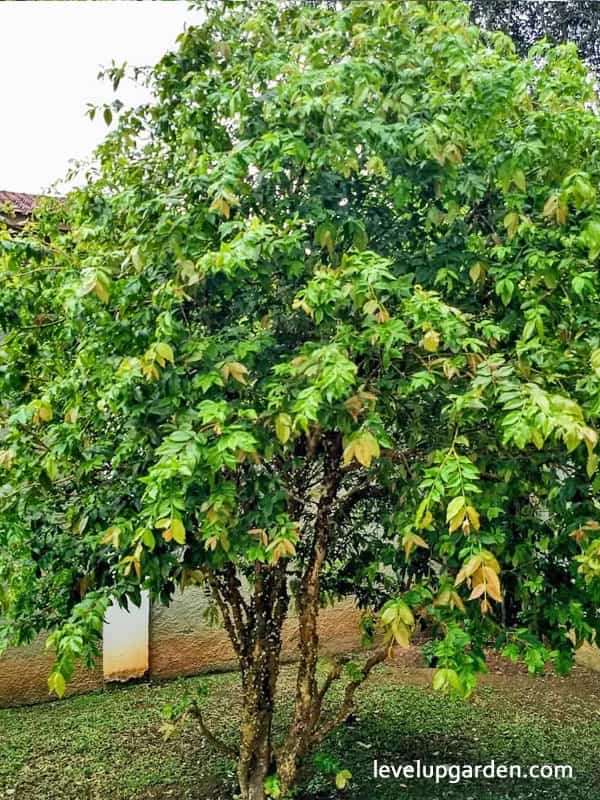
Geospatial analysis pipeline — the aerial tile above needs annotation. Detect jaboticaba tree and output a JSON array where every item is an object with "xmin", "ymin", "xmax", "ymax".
[{"xmin": 2, "ymin": 2, "xmax": 600, "ymax": 798}]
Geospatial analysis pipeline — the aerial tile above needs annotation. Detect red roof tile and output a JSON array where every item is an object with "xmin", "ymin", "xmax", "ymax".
[{"xmin": 0, "ymin": 191, "xmax": 40, "ymax": 217}]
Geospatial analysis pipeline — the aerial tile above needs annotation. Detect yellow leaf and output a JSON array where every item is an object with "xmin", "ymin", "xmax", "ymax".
[
  {"xmin": 155, "ymin": 342, "xmax": 175, "ymax": 365},
  {"xmin": 582, "ymin": 426, "xmax": 598, "ymax": 453},
  {"xmin": 482, "ymin": 566, "xmax": 502, "ymax": 601},
  {"xmin": 503, "ymin": 211, "xmax": 520, "ymax": 238},
  {"xmin": 433, "ymin": 589, "xmax": 451, "ymax": 607},
  {"xmin": 486, "ymin": 583, "xmax": 502, "ymax": 603},
  {"xmin": 352, "ymin": 432, "xmax": 380, "ymax": 468},
  {"xmin": 542, "ymin": 194, "xmax": 567, "ymax": 225},
  {"xmin": 455, "ymin": 567, "xmax": 467, "ymax": 586},
  {"xmin": 343, "ymin": 441, "xmax": 356, "ymax": 466},
  {"xmin": 221, "ymin": 361, "xmax": 248, "ymax": 384},
  {"xmin": 446, "ymin": 496, "xmax": 465, "ymax": 522},
  {"xmin": 269, "ymin": 539, "xmax": 296, "ymax": 563},
  {"xmin": 403, "ymin": 531, "xmax": 429, "ymax": 559},
  {"xmin": 481, "ymin": 550, "xmax": 501, "ymax": 573},
  {"xmin": 417, "ymin": 509, "xmax": 433, "ymax": 530},
  {"xmin": 275, "ymin": 413, "xmax": 292, "ymax": 444},
  {"xmin": 292, "ymin": 298, "xmax": 313, "ymax": 317},
  {"xmin": 354, "ymin": 440, "xmax": 371, "ymax": 467},
  {"xmin": 170, "ymin": 518, "xmax": 186, "ymax": 545},
  {"xmin": 465, "ymin": 506, "xmax": 480, "ymax": 531},
  {"xmin": 101, "ymin": 526, "xmax": 121, "ymax": 548},
  {"xmin": 48, "ymin": 672, "xmax": 66, "ymax": 698},
  {"xmin": 335, "ymin": 769, "xmax": 352, "ymax": 790},
  {"xmin": 64, "ymin": 406, "xmax": 79, "ymax": 424},
  {"xmin": 209, "ymin": 196, "xmax": 231, "ymax": 219},
  {"xmin": 93, "ymin": 279, "xmax": 109, "ymax": 304},
  {"xmin": 448, "ymin": 510, "xmax": 465, "ymax": 534},
  {"xmin": 0, "ymin": 448, "xmax": 16, "ymax": 469},
  {"xmin": 345, "ymin": 394, "xmax": 364, "ymax": 421},
  {"xmin": 397, "ymin": 603, "xmax": 414, "ymax": 627},
  {"xmin": 37, "ymin": 402, "xmax": 53, "ymax": 423},
  {"xmin": 455, "ymin": 555, "xmax": 482, "ymax": 586},
  {"xmin": 422, "ymin": 329, "xmax": 440, "ymax": 353},
  {"xmin": 142, "ymin": 362, "xmax": 160, "ymax": 382},
  {"xmin": 472, "ymin": 567, "xmax": 485, "ymax": 586},
  {"xmin": 450, "ymin": 591, "xmax": 466, "ymax": 613},
  {"xmin": 391, "ymin": 620, "xmax": 411, "ymax": 648},
  {"xmin": 469, "ymin": 262, "xmax": 484, "ymax": 283},
  {"xmin": 469, "ymin": 583, "xmax": 486, "ymax": 600}
]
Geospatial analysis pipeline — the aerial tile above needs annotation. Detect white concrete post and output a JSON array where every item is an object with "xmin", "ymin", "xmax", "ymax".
[{"xmin": 103, "ymin": 591, "xmax": 150, "ymax": 682}]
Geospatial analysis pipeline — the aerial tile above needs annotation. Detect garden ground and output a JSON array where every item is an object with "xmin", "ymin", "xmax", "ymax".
[{"xmin": 1, "ymin": 649, "xmax": 600, "ymax": 800}]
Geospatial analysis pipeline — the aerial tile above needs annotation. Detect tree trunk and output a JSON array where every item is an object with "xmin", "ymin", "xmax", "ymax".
[
  {"xmin": 236, "ymin": 564, "xmax": 289, "ymax": 800},
  {"xmin": 278, "ymin": 434, "xmax": 343, "ymax": 795},
  {"xmin": 238, "ymin": 702, "xmax": 272, "ymax": 800}
]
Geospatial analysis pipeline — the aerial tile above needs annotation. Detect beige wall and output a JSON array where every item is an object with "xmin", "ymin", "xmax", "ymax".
[
  {"xmin": 5, "ymin": 590, "xmax": 600, "ymax": 708},
  {"xmin": 0, "ymin": 635, "xmax": 103, "ymax": 708},
  {"xmin": 150, "ymin": 589, "xmax": 362, "ymax": 680},
  {"xmin": 0, "ymin": 592, "xmax": 363, "ymax": 707}
]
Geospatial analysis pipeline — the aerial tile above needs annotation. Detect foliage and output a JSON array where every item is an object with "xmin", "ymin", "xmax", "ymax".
[{"xmin": 2, "ymin": 1, "xmax": 600, "ymax": 797}]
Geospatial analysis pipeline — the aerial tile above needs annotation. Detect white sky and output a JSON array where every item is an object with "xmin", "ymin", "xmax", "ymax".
[{"xmin": 0, "ymin": 1, "xmax": 204, "ymax": 195}]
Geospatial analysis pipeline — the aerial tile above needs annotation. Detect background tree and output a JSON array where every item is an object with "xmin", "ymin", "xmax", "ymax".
[
  {"xmin": 3, "ymin": 2, "xmax": 600, "ymax": 798},
  {"xmin": 470, "ymin": 0, "xmax": 600, "ymax": 73}
]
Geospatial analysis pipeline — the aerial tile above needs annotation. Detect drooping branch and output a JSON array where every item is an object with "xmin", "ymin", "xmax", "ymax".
[
  {"xmin": 333, "ymin": 483, "xmax": 385, "ymax": 522},
  {"xmin": 190, "ymin": 699, "xmax": 239, "ymax": 760},
  {"xmin": 309, "ymin": 658, "xmax": 343, "ymax": 731},
  {"xmin": 207, "ymin": 573, "xmax": 246, "ymax": 660}
]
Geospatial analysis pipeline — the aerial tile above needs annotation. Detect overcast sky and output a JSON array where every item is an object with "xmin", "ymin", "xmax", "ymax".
[{"xmin": 0, "ymin": 1, "xmax": 203, "ymax": 195}]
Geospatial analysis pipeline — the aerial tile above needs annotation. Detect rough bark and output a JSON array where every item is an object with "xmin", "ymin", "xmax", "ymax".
[
  {"xmin": 207, "ymin": 558, "xmax": 289, "ymax": 800},
  {"xmin": 277, "ymin": 433, "xmax": 343, "ymax": 794}
]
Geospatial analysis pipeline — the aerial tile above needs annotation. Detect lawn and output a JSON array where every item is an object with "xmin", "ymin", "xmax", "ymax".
[{"xmin": 1, "ymin": 657, "xmax": 600, "ymax": 800}]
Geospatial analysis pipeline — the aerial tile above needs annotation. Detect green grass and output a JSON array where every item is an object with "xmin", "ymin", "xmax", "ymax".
[{"xmin": 1, "ymin": 664, "xmax": 600, "ymax": 799}]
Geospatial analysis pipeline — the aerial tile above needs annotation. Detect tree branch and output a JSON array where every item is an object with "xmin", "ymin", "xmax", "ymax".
[
  {"xmin": 310, "ymin": 647, "xmax": 389, "ymax": 746},
  {"xmin": 190, "ymin": 700, "xmax": 239, "ymax": 760},
  {"xmin": 207, "ymin": 574, "xmax": 244, "ymax": 658}
]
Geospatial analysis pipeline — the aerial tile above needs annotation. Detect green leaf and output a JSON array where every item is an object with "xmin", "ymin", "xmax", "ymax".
[
  {"xmin": 264, "ymin": 774, "xmax": 282, "ymax": 798},
  {"xmin": 446, "ymin": 496, "xmax": 466, "ymax": 523},
  {"xmin": 503, "ymin": 211, "xmax": 519, "ymax": 238},
  {"xmin": 315, "ymin": 222, "xmax": 336, "ymax": 258}
]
